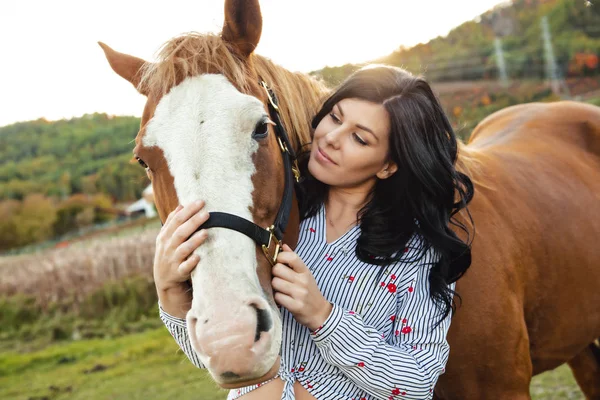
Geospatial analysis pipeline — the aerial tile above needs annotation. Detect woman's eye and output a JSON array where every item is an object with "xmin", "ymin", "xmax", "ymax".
[
  {"xmin": 329, "ymin": 112, "xmax": 341, "ymax": 124},
  {"xmin": 252, "ymin": 117, "xmax": 271, "ymax": 140},
  {"xmin": 353, "ymin": 133, "xmax": 367, "ymax": 146},
  {"xmin": 136, "ymin": 157, "xmax": 149, "ymax": 169}
]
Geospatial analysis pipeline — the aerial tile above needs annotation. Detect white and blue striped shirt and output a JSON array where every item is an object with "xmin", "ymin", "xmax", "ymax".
[{"xmin": 159, "ymin": 202, "xmax": 453, "ymax": 400}]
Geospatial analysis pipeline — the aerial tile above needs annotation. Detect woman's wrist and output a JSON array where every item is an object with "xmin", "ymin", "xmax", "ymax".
[
  {"xmin": 308, "ymin": 301, "xmax": 333, "ymax": 332},
  {"xmin": 157, "ymin": 283, "xmax": 193, "ymax": 319}
]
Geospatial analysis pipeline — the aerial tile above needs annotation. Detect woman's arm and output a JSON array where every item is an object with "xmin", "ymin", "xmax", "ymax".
[
  {"xmin": 153, "ymin": 200, "xmax": 210, "ymax": 368},
  {"xmin": 310, "ymin": 247, "xmax": 451, "ymax": 400},
  {"xmin": 159, "ymin": 301, "xmax": 206, "ymax": 369}
]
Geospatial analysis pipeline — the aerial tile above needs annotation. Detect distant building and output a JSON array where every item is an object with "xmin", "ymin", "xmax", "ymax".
[{"xmin": 125, "ymin": 185, "xmax": 156, "ymax": 218}]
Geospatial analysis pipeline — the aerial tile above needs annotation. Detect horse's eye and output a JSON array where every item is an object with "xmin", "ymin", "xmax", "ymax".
[
  {"xmin": 252, "ymin": 117, "xmax": 274, "ymax": 140},
  {"xmin": 136, "ymin": 157, "xmax": 148, "ymax": 169}
]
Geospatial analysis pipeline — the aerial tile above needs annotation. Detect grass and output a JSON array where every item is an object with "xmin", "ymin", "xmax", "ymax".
[
  {"xmin": 585, "ymin": 96, "xmax": 600, "ymax": 106},
  {"xmin": 0, "ymin": 327, "xmax": 584, "ymax": 400},
  {"xmin": 531, "ymin": 365, "xmax": 584, "ymax": 400},
  {"xmin": 0, "ymin": 275, "xmax": 161, "ymax": 352},
  {"xmin": 0, "ymin": 328, "xmax": 228, "ymax": 400}
]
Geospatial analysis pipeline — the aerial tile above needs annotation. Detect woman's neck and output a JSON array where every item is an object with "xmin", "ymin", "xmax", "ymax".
[{"xmin": 325, "ymin": 187, "xmax": 370, "ymax": 227}]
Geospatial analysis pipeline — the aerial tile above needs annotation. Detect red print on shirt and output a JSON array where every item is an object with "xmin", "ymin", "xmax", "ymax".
[
  {"xmin": 390, "ymin": 315, "xmax": 396, "ymax": 322},
  {"xmin": 325, "ymin": 253, "xmax": 333, "ymax": 261},
  {"xmin": 387, "ymin": 283, "xmax": 397, "ymax": 293},
  {"xmin": 309, "ymin": 227, "xmax": 316, "ymax": 233},
  {"xmin": 401, "ymin": 326, "xmax": 412, "ymax": 334},
  {"xmin": 390, "ymin": 274, "xmax": 397, "ymax": 280},
  {"xmin": 357, "ymin": 362, "xmax": 365, "ymax": 367},
  {"xmin": 408, "ymin": 279, "xmax": 415, "ymax": 293}
]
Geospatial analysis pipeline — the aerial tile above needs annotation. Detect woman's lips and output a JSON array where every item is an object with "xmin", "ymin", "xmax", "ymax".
[{"xmin": 317, "ymin": 147, "xmax": 336, "ymax": 165}]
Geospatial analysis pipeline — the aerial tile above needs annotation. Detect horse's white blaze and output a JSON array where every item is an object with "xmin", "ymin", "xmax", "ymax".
[{"xmin": 144, "ymin": 74, "xmax": 281, "ymax": 372}]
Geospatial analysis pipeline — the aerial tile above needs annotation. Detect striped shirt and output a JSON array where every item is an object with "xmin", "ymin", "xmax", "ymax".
[{"xmin": 159, "ymin": 202, "xmax": 454, "ymax": 400}]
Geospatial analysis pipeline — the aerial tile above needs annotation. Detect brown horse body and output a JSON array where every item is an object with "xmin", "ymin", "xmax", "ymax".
[
  {"xmin": 438, "ymin": 102, "xmax": 600, "ymax": 399},
  {"xmin": 100, "ymin": 1, "xmax": 600, "ymax": 397}
]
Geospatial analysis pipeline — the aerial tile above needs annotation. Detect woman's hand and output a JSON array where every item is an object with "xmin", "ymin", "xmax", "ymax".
[
  {"xmin": 272, "ymin": 244, "xmax": 333, "ymax": 331},
  {"xmin": 153, "ymin": 200, "xmax": 210, "ymax": 294}
]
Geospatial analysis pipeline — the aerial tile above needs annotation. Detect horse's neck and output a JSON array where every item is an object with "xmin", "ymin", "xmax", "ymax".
[{"xmin": 254, "ymin": 57, "xmax": 330, "ymax": 154}]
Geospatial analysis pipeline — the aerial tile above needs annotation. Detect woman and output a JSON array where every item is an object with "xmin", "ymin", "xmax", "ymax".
[{"xmin": 154, "ymin": 65, "xmax": 474, "ymax": 400}]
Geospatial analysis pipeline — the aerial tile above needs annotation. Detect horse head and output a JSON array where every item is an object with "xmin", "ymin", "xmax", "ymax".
[{"xmin": 99, "ymin": 0, "xmax": 327, "ymax": 388}]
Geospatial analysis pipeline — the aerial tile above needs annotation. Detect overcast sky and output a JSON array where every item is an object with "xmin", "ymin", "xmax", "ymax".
[{"xmin": 0, "ymin": 0, "xmax": 507, "ymax": 127}]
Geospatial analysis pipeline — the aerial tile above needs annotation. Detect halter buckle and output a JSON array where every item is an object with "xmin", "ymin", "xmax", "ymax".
[
  {"xmin": 292, "ymin": 161, "xmax": 301, "ymax": 183},
  {"xmin": 277, "ymin": 136, "xmax": 288, "ymax": 153},
  {"xmin": 260, "ymin": 81, "xmax": 279, "ymax": 111},
  {"xmin": 261, "ymin": 225, "xmax": 282, "ymax": 266}
]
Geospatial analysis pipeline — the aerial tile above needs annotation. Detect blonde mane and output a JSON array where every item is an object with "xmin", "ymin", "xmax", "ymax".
[{"xmin": 137, "ymin": 32, "xmax": 330, "ymax": 153}]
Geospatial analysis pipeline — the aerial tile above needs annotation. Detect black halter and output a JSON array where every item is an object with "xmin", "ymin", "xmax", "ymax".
[{"xmin": 189, "ymin": 81, "xmax": 300, "ymax": 266}]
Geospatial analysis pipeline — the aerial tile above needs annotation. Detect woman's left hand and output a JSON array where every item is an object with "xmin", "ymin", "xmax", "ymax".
[{"xmin": 272, "ymin": 244, "xmax": 333, "ymax": 331}]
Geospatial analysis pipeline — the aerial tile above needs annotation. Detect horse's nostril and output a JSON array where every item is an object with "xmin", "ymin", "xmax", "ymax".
[
  {"xmin": 221, "ymin": 371, "xmax": 240, "ymax": 379},
  {"xmin": 250, "ymin": 303, "xmax": 272, "ymax": 342}
]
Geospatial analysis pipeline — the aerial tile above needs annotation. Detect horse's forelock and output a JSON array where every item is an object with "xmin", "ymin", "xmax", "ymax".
[{"xmin": 138, "ymin": 33, "xmax": 254, "ymax": 100}]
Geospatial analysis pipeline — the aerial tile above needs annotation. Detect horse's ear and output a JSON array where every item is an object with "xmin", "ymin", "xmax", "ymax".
[
  {"xmin": 98, "ymin": 42, "xmax": 149, "ymax": 96},
  {"xmin": 221, "ymin": 0, "xmax": 263, "ymax": 58}
]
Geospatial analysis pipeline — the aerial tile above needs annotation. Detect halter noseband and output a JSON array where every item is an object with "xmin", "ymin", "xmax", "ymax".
[{"xmin": 184, "ymin": 81, "xmax": 300, "ymax": 266}]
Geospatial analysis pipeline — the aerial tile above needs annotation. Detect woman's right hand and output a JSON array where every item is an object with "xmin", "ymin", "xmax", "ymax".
[{"xmin": 153, "ymin": 200, "xmax": 210, "ymax": 294}]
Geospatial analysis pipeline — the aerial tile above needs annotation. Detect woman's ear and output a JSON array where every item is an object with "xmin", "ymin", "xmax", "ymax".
[{"xmin": 377, "ymin": 162, "xmax": 398, "ymax": 179}]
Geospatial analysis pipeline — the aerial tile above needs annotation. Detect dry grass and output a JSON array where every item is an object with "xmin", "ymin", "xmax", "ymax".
[{"xmin": 0, "ymin": 227, "xmax": 160, "ymax": 310}]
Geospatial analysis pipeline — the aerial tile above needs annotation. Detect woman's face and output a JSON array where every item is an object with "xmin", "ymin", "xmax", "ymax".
[{"xmin": 308, "ymin": 97, "xmax": 396, "ymax": 188}]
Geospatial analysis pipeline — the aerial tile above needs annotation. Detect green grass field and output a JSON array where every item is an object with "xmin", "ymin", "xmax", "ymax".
[
  {"xmin": 0, "ymin": 328, "xmax": 584, "ymax": 400},
  {"xmin": 0, "ymin": 328, "xmax": 227, "ymax": 400}
]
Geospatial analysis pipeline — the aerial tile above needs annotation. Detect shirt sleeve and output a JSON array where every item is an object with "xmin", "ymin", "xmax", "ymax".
[
  {"xmin": 309, "ymin": 247, "xmax": 452, "ymax": 400},
  {"xmin": 158, "ymin": 301, "xmax": 205, "ymax": 369}
]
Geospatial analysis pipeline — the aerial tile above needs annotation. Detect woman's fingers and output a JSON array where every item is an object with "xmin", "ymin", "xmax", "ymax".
[
  {"xmin": 171, "ymin": 208, "xmax": 211, "ymax": 248},
  {"xmin": 173, "ymin": 229, "xmax": 208, "ymax": 262},
  {"xmin": 271, "ymin": 276, "xmax": 295, "ymax": 296},
  {"xmin": 163, "ymin": 200, "xmax": 205, "ymax": 238},
  {"xmin": 178, "ymin": 253, "xmax": 200, "ymax": 277},
  {"xmin": 164, "ymin": 204, "xmax": 183, "ymax": 227}
]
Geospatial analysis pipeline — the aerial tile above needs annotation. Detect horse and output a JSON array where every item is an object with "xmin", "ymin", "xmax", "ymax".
[{"xmin": 99, "ymin": 0, "xmax": 600, "ymax": 398}]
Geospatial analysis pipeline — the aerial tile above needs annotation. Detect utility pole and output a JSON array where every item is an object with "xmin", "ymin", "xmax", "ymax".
[
  {"xmin": 540, "ymin": 15, "xmax": 570, "ymax": 98},
  {"xmin": 494, "ymin": 37, "xmax": 509, "ymax": 87}
]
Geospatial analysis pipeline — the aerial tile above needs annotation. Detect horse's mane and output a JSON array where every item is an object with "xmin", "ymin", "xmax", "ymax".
[{"xmin": 137, "ymin": 32, "xmax": 330, "ymax": 153}]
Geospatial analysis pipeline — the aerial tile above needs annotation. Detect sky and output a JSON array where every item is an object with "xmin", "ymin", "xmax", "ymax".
[{"xmin": 0, "ymin": 0, "xmax": 507, "ymax": 127}]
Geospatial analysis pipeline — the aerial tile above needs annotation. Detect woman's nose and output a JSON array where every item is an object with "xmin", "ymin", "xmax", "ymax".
[{"xmin": 324, "ymin": 126, "xmax": 343, "ymax": 147}]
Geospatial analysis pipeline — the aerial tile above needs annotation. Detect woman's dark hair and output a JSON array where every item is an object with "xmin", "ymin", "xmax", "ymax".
[{"xmin": 295, "ymin": 65, "xmax": 475, "ymax": 326}]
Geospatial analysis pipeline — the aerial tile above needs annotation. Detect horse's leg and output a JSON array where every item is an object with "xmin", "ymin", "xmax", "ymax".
[{"xmin": 567, "ymin": 339, "xmax": 600, "ymax": 400}]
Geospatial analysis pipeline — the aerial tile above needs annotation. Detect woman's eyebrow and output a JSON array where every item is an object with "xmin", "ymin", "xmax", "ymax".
[
  {"xmin": 337, "ymin": 103, "xmax": 379, "ymax": 142},
  {"xmin": 356, "ymin": 124, "xmax": 378, "ymax": 141}
]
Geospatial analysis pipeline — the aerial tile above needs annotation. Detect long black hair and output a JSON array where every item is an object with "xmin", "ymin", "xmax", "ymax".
[{"xmin": 295, "ymin": 65, "xmax": 475, "ymax": 325}]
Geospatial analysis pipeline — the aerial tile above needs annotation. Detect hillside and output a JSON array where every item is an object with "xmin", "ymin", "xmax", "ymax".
[
  {"xmin": 310, "ymin": 0, "xmax": 600, "ymax": 86},
  {"xmin": 0, "ymin": 113, "xmax": 146, "ymax": 201},
  {"xmin": 0, "ymin": 113, "xmax": 149, "ymax": 250}
]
